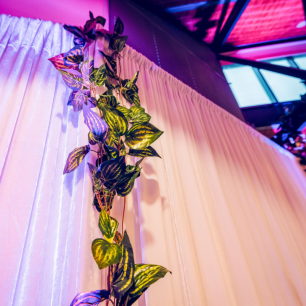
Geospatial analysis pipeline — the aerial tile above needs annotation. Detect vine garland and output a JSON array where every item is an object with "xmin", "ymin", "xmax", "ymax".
[{"xmin": 49, "ymin": 12, "xmax": 171, "ymax": 306}]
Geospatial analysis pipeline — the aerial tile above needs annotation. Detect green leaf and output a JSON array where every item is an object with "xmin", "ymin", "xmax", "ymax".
[
  {"xmin": 114, "ymin": 231, "xmax": 123, "ymax": 245},
  {"xmin": 127, "ymin": 264, "xmax": 171, "ymax": 305},
  {"xmin": 93, "ymin": 64, "xmax": 107, "ymax": 86},
  {"xmin": 100, "ymin": 51, "xmax": 117, "ymax": 73},
  {"xmin": 130, "ymin": 106, "xmax": 151, "ymax": 124},
  {"xmin": 88, "ymin": 163, "xmax": 104, "ymax": 192},
  {"xmin": 88, "ymin": 131, "xmax": 97, "ymax": 145},
  {"xmin": 105, "ymin": 62, "xmax": 119, "ymax": 80},
  {"xmin": 128, "ymin": 146, "xmax": 161, "ymax": 158},
  {"xmin": 104, "ymin": 144, "xmax": 119, "ymax": 160},
  {"xmin": 117, "ymin": 106, "xmax": 131, "ymax": 120},
  {"xmin": 114, "ymin": 168, "xmax": 141, "ymax": 197},
  {"xmin": 98, "ymin": 95, "xmax": 118, "ymax": 107},
  {"xmin": 112, "ymin": 231, "xmax": 135, "ymax": 299},
  {"xmin": 125, "ymin": 122, "xmax": 163, "ymax": 150},
  {"xmin": 122, "ymin": 88, "xmax": 140, "ymax": 107},
  {"xmin": 111, "ymin": 35, "xmax": 128, "ymax": 52},
  {"xmin": 106, "ymin": 129, "xmax": 117, "ymax": 147},
  {"xmin": 98, "ymin": 156, "xmax": 126, "ymax": 189},
  {"xmin": 99, "ymin": 209, "xmax": 119, "ymax": 243},
  {"xmin": 114, "ymin": 17, "xmax": 124, "ymax": 35},
  {"xmin": 98, "ymin": 104, "xmax": 128, "ymax": 137},
  {"xmin": 92, "ymin": 238, "xmax": 122, "ymax": 269},
  {"xmin": 93, "ymin": 188, "xmax": 116, "ymax": 212}
]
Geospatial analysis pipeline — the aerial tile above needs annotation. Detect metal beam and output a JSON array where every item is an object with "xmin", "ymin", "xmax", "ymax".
[
  {"xmin": 303, "ymin": 0, "xmax": 306, "ymax": 20},
  {"xmin": 214, "ymin": 0, "xmax": 251, "ymax": 50},
  {"xmin": 220, "ymin": 36, "xmax": 306, "ymax": 52},
  {"xmin": 212, "ymin": 0, "xmax": 230, "ymax": 46},
  {"xmin": 218, "ymin": 54, "xmax": 306, "ymax": 79}
]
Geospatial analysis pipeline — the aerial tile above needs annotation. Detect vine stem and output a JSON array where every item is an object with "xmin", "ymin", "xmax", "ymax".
[{"xmin": 122, "ymin": 196, "xmax": 126, "ymax": 234}]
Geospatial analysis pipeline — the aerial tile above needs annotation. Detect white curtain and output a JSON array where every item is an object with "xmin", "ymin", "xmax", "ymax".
[{"xmin": 2, "ymin": 14, "xmax": 306, "ymax": 306}]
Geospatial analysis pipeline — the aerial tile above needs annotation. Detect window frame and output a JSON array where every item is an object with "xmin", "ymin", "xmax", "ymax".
[{"xmin": 222, "ymin": 55, "xmax": 306, "ymax": 109}]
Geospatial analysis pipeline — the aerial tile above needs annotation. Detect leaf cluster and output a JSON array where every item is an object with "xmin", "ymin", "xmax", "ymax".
[{"xmin": 49, "ymin": 13, "xmax": 170, "ymax": 306}]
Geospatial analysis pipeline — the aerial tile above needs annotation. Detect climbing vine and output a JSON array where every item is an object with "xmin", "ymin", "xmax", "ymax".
[{"xmin": 49, "ymin": 12, "xmax": 170, "ymax": 306}]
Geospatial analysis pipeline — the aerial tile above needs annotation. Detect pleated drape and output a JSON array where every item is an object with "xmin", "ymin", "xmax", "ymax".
[
  {"xmin": 0, "ymin": 15, "xmax": 103, "ymax": 306},
  {"xmin": 118, "ymin": 46, "xmax": 306, "ymax": 306},
  {"xmin": 1, "ymin": 14, "xmax": 306, "ymax": 306}
]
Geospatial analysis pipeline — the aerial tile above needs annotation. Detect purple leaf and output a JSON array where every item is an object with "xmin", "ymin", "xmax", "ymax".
[
  {"xmin": 68, "ymin": 90, "xmax": 91, "ymax": 112},
  {"xmin": 49, "ymin": 53, "xmax": 78, "ymax": 71},
  {"xmin": 62, "ymin": 68, "xmax": 83, "ymax": 78},
  {"xmin": 63, "ymin": 145, "xmax": 90, "ymax": 174},
  {"xmin": 70, "ymin": 290, "xmax": 109, "ymax": 306},
  {"xmin": 61, "ymin": 73, "xmax": 84, "ymax": 91},
  {"xmin": 63, "ymin": 25, "xmax": 85, "ymax": 39},
  {"xmin": 63, "ymin": 45, "xmax": 84, "ymax": 66},
  {"xmin": 87, "ymin": 97, "xmax": 97, "ymax": 108},
  {"xmin": 83, "ymin": 104, "xmax": 109, "ymax": 141},
  {"xmin": 87, "ymin": 163, "xmax": 97, "ymax": 176},
  {"xmin": 81, "ymin": 59, "xmax": 93, "ymax": 86}
]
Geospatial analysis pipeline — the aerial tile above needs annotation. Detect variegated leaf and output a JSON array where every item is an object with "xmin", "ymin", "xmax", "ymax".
[
  {"xmin": 100, "ymin": 51, "xmax": 117, "ymax": 73},
  {"xmin": 68, "ymin": 90, "xmax": 90, "ymax": 112},
  {"xmin": 49, "ymin": 52, "xmax": 79, "ymax": 71},
  {"xmin": 99, "ymin": 209, "xmax": 119, "ymax": 243},
  {"xmin": 130, "ymin": 106, "xmax": 151, "ymax": 124},
  {"xmin": 111, "ymin": 35, "xmax": 128, "ymax": 52},
  {"xmin": 63, "ymin": 25, "xmax": 85, "ymax": 38},
  {"xmin": 117, "ymin": 106, "xmax": 131, "ymax": 120},
  {"xmin": 128, "ymin": 146, "xmax": 161, "ymax": 158},
  {"xmin": 98, "ymin": 104, "xmax": 128, "ymax": 137},
  {"xmin": 92, "ymin": 238, "xmax": 122, "ymax": 269},
  {"xmin": 93, "ymin": 189, "xmax": 116, "ymax": 212},
  {"xmin": 111, "ymin": 231, "xmax": 135, "ymax": 299},
  {"xmin": 98, "ymin": 95, "xmax": 118, "ymax": 108},
  {"xmin": 59, "ymin": 70, "xmax": 85, "ymax": 91},
  {"xmin": 63, "ymin": 45, "xmax": 84, "ymax": 66},
  {"xmin": 127, "ymin": 265, "xmax": 171, "ymax": 305},
  {"xmin": 88, "ymin": 132, "xmax": 97, "ymax": 145},
  {"xmin": 114, "ymin": 231, "xmax": 123, "ymax": 245},
  {"xmin": 70, "ymin": 290, "xmax": 109, "ymax": 306},
  {"xmin": 115, "ymin": 168, "xmax": 141, "ymax": 197},
  {"xmin": 104, "ymin": 144, "xmax": 119, "ymax": 160},
  {"xmin": 80, "ymin": 59, "xmax": 94, "ymax": 87},
  {"xmin": 62, "ymin": 68, "xmax": 82, "ymax": 78},
  {"xmin": 63, "ymin": 145, "xmax": 90, "ymax": 174},
  {"xmin": 83, "ymin": 104, "xmax": 109, "ymax": 141},
  {"xmin": 125, "ymin": 122, "xmax": 163, "ymax": 150},
  {"xmin": 105, "ymin": 62, "xmax": 119, "ymax": 80},
  {"xmin": 92, "ymin": 64, "xmax": 107, "ymax": 86},
  {"xmin": 98, "ymin": 156, "xmax": 125, "ymax": 184},
  {"xmin": 122, "ymin": 88, "xmax": 140, "ymax": 107},
  {"xmin": 114, "ymin": 17, "xmax": 124, "ymax": 35}
]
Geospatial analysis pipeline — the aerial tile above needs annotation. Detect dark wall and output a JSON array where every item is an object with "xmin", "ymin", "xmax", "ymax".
[{"xmin": 109, "ymin": 0, "xmax": 244, "ymax": 121}]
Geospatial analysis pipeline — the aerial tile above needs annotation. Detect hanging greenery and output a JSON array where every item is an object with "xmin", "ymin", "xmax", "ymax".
[{"xmin": 49, "ymin": 12, "xmax": 170, "ymax": 306}]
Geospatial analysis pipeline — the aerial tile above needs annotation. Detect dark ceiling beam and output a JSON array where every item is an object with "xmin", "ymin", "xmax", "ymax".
[
  {"xmin": 212, "ymin": 0, "xmax": 230, "ymax": 46},
  {"xmin": 220, "ymin": 36, "xmax": 306, "ymax": 52},
  {"xmin": 303, "ymin": 0, "xmax": 306, "ymax": 19},
  {"xmin": 218, "ymin": 54, "xmax": 306, "ymax": 79},
  {"xmin": 214, "ymin": 0, "xmax": 251, "ymax": 51}
]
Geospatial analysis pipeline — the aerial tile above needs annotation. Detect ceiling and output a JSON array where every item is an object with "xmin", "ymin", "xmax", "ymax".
[{"xmin": 130, "ymin": 0, "xmax": 306, "ymax": 53}]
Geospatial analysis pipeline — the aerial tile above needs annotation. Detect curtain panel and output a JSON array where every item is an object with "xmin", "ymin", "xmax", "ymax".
[{"xmin": 1, "ymin": 15, "xmax": 306, "ymax": 306}]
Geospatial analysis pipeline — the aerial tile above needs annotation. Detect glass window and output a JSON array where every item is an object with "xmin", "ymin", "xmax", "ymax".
[
  {"xmin": 223, "ymin": 65, "xmax": 272, "ymax": 108},
  {"xmin": 259, "ymin": 59, "xmax": 306, "ymax": 102},
  {"xmin": 294, "ymin": 55, "xmax": 306, "ymax": 69}
]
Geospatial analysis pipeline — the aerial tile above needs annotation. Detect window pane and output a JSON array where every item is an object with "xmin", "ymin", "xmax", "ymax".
[
  {"xmin": 267, "ymin": 59, "xmax": 291, "ymax": 67},
  {"xmin": 294, "ymin": 56, "xmax": 306, "ymax": 69},
  {"xmin": 260, "ymin": 64, "xmax": 306, "ymax": 102},
  {"xmin": 223, "ymin": 65, "xmax": 271, "ymax": 107}
]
